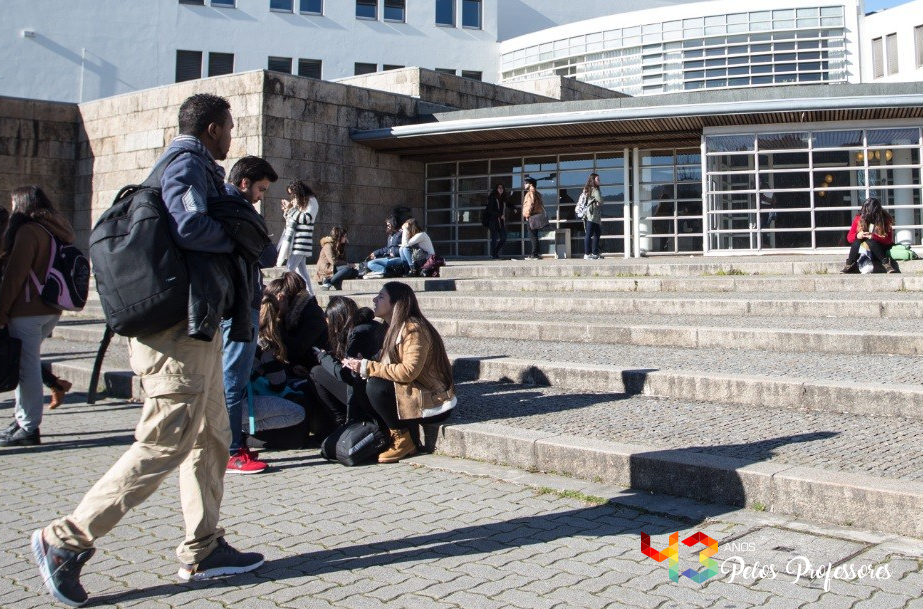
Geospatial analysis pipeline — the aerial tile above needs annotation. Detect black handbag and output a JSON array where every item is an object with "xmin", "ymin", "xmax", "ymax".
[
  {"xmin": 320, "ymin": 419, "xmax": 388, "ymax": 466},
  {"xmin": 0, "ymin": 327, "xmax": 22, "ymax": 393}
]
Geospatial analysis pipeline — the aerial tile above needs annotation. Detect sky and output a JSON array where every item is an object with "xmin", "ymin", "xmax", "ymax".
[{"xmin": 863, "ymin": 0, "xmax": 908, "ymax": 11}]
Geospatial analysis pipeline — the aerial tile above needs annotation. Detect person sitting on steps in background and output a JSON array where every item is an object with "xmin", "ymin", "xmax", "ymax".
[
  {"xmin": 364, "ymin": 217, "xmax": 406, "ymax": 279},
  {"xmin": 841, "ymin": 197, "xmax": 899, "ymax": 274},
  {"xmin": 316, "ymin": 226, "xmax": 359, "ymax": 291}
]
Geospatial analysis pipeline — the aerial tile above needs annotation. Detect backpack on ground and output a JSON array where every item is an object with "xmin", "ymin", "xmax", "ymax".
[
  {"xmin": 320, "ymin": 419, "xmax": 389, "ymax": 466},
  {"xmin": 29, "ymin": 225, "xmax": 90, "ymax": 311},
  {"xmin": 89, "ymin": 151, "xmax": 190, "ymax": 337},
  {"xmin": 890, "ymin": 244, "xmax": 921, "ymax": 261},
  {"xmin": 421, "ymin": 254, "xmax": 446, "ymax": 277},
  {"xmin": 575, "ymin": 191, "xmax": 589, "ymax": 219}
]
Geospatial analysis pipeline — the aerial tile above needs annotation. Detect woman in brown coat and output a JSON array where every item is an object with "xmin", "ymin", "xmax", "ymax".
[
  {"xmin": 343, "ymin": 281, "xmax": 456, "ymax": 462},
  {"xmin": 0, "ymin": 186, "xmax": 76, "ymax": 447},
  {"xmin": 314, "ymin": 226, "xmax": 357, "ymax": 290},
  {"xmin": 521, "ymin": 177, "xmax": 546, "ymax": 259}
]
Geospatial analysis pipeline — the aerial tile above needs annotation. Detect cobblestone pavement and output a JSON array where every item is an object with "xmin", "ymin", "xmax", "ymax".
[{"xmin": 2, "ymin": 394, "xmax": 923, "ymax": 609}]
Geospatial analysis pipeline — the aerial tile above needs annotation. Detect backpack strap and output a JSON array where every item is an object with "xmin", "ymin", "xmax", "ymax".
[
  {"xmin": 26, "ymin": 223, "xmax": 58, "ymax": 302},
  {"xmin": 141, "ymin": 149, "xmax": 193, "ymax": 189}
]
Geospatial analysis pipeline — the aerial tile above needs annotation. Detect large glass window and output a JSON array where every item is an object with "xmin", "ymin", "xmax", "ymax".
[
  {"xmin": 462, "ymin": 0, "xmax": 481, "ymax": 29},
  {"xmin": 356, "ymin": 0, "xmax": 377, "ymax": 19},
  {"xmin": 426, "ymin": 153, "xmax": 627, "ymax": 258},
  {"xmin": 436, "ymin": 0, "xmax": 455, "ymax": 26},
  {"xmin": 705, "ymin": 126, "xmax": 923, "ymax": 252}
]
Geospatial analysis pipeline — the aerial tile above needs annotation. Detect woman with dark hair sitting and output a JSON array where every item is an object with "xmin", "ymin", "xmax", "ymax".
[
  {"xmin": 310, "ymin": 296, "xmax": 385, "ymax": 427},
  {"xmin": 315, "ymin": 226, "xmax": 358, "ymax": 291},
  {"xmin": 841, "ymin": 197, "xmax": 899, "ymax": 274},
  {"xmin": 247, "ymin": 272, "xmax": 333, "ymax": 449},
  {"xmin": 343, "ymin": 282, "xmax": 456, "ymax": 463}
]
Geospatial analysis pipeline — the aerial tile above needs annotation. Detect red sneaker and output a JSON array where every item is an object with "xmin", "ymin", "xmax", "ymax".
[{"xmin": 226, "ymin": 448, "xmax": 267, "ymax": 474}]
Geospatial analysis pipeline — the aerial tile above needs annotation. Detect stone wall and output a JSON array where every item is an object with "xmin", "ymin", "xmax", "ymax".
[
  {"xmin": 503, "ymin": 76, "xmax": 629, "ymax": 101},
  {"xmin": 75, "ymin": 71, "xmax": 266, "ymax": 251},
  {"xmin": 261, "ymin": 72, "xmax": 426, "ymax": 261},
  {"xmin": 336, "ymin": 67, "xmax": 556, "ymax": 110},
  {"xmin": 0, "ymin": 96, "xmax": 79, "ymax": 220}
]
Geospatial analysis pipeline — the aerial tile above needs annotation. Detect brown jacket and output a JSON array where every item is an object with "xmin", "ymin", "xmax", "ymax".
[
  {"xmin": 0, "ymin": 214, "xmax": 75, "ymax": 325},
  {"xmin": 522, "ymin": 190, "xmax": 545, "ymax": 219},
  {"xmin": 365, "ymin": 320, "xmax": 456, "ymax": 420},
  {"xmin": 313, "ymin": 236, "xmax": 345, "ymax": 282}
]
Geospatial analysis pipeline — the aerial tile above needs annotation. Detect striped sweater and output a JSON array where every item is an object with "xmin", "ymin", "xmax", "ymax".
[{"xmin": 284, "ymin": 196, "xmax": 318, "ymax": 257}]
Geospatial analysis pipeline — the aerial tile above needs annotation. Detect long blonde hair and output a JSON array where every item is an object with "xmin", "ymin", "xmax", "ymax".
[
  {"xmin": 403, "ymin": 218, "xmax": 422, "ymax": 238},
  {"xmin": 259, "ymin": 272, "xmax": 306, "ymax": 363}
]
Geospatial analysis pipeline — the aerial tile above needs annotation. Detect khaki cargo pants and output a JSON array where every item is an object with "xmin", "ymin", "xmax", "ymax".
[{"xmin": 45, "ymin": 321, "xmax": 231, "ymax": 565}]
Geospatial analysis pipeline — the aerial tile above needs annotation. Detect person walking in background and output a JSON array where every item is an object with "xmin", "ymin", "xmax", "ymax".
[
  {"xmin": 486, "ymin": 183, "xmax": 509, "ymax": 259},
  {"xmin": 33, "ymin": 94, "xmax": 263, "ymax": 608},
  {"xmin": 0, "ymin": 186, "xmax": 75, "ymax": 447},
  {"xmin": 277, "ymin": 179, "xmax": 318, "ymax": 296},
  {"xmin": 222, "ymin": 155, "xmax": 279, "ymax": 475},
  {"xmin": 316, "ymin": 226, "xmax": 359, "ymax": 291},
  {"xmin": 399, "ymin": 218, "xmax": 435, "ymax": 276},
  {"xmin": 522, "ymin": 177, "xmax": 546, "ymax": 260},
  {"xmin": 364, "ymin": 217, "xmax": 405, "ymax": 279},
  {"xmin": 582, "ymin": 173, "xmax": 603, "ymax": 259},
  {"xmin": 343, "ymin": 282, "xmax": 456, "ymax": 463},
  {"xmin": 841, "ymin": 196, "xmax": 898, "ymax": 274}
]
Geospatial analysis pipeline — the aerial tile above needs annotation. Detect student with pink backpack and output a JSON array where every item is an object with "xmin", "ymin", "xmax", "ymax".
[{"xmin": 0, "ymin": 186, "xmax": 77, "ymax": 447}]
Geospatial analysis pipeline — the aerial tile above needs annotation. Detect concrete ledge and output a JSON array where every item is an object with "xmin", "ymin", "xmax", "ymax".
[{"xmin": 433, "ymin": 421, "xmax": 923, "ymax": 538}]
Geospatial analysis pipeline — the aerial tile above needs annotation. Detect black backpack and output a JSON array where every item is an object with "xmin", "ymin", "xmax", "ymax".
[
  {"xmin": 320, "ymin": 420, "xmax": 388, "ymax": 466},
  {"xmin": 89, "ymin": 151, "xmax": 189, "ymax": 337}
]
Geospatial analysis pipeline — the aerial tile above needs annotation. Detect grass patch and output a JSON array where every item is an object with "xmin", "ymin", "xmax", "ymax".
[
  {"xmin": 706, "ymin": 267, "xmax": 748, "ymax": 276},
  {"xmin": 535, "ymin": 486, "xmax": 608, "ymax": 505},
  {"xmin": 751, "ymin": 501, "xmax": 767, "ymax": 512}
]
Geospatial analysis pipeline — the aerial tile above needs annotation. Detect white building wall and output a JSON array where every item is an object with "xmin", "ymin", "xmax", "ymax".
[
  {"xmin": 0, "ymin": 0, "xmax": 500, "ymax": 103},
  {"xmin": 499, "ymin": 0, "xmax": 864, "ymax": 96},
  {"xmin": 860, "ymin": 0, "xmax": 923, "ymax": 82}
]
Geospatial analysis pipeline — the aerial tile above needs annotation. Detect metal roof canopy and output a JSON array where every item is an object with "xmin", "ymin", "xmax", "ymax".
[{"xmin": 350, "ymin": 83, "xmax": 923, "ymax": 160}]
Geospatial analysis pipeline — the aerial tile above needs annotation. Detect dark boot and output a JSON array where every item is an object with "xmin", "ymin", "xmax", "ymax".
[
  {"xmin": 840, "ymin": 261, "xmax": 858, "ymax": 274},
  {"xmin": 883, "ymin": 259, "xmax": 899, "ymax": 274}
]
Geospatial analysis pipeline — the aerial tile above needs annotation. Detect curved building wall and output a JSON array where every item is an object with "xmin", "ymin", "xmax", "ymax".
[{"xmin": 499, "ymin": 0, "xmax": 862, "ymax": 96}]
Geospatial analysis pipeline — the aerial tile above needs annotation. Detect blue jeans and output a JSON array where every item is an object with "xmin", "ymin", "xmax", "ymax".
[
  {"xmin": 367, "ymin": 257, "xmax": 406, "ymax": 275},
  {"xmin": 399, "ymin": 247, "xmax": 417, "ymax": 270},
  {"xmin": 221, "ymin": 308, "xmax": 260, "ymax": 454}
]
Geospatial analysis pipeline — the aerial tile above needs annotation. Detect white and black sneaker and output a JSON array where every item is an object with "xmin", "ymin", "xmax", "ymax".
[{"xmin": 178, "ymin": 538, "xmax": 264, "ymax": 581}]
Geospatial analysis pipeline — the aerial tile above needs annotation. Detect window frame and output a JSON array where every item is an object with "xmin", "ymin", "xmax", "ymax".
[
  {"xmin": 916, "ymin": 25, "xmax": 923, "ymax": 68},
  {"xmin": 268, "ymin": 55, "xmax": 294, "ymax": 74},
  {"xmin": 461, "ymin": 70, "xmax": 483, "ymax": 81},
  {"xmin": 299, "ymin": 0, "xmax": 322, "ymax": 14},
  {"xmin": 886, "ymin": 32, "xmax": 898, "ymax": 75},
  {"xmin": 383, "ymin": 0, "xmax": 405, "ymax": 23},
  {"xmin": 208, "ymin": 52, "xmax": 235, "ymax": 77},
  {"xmin": 436, "ymin": 0, "xmax": 455, "ymax": 27},
  {"xmin": 175, "ymin": 49, "xmax": 203, "ymax": 83},
  {"xmin": 298, "ymin": 58, "xmax": 322, "ymax": 79},
  {"xmin": 356, "ymin": 0, "xmax": 377, "ymax": 20},
  {"xmin": 354, "ymin": 62, "xmax": 378, "ymax": 75},
  {"xmin": 461, "ymin": 0, "xmax": 481, "ymax": 30},
  {"xmin": 872, "ymin": 36, "xmax": 884, "ymax": 79},
  {"xmin": 269, "ymin": 0, "xmax": 294, "ymax": 12},
  {"xmin": 210, "ymin": 0, "xmax": 235, "ymax": 7}
]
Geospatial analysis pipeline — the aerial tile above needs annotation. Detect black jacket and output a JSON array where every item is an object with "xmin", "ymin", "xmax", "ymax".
[
  {"xmin": 372, "ymin": 231, "xmax": 402, "ymax": 259},
  {"xmin": 187, "ymin": 195, "xmax": 270, "ymax": 342},
  {"xmin": 317, "ymin": 315, "xmax": 385, "ymax": 420},
  {"xmin": 282, "ymin": 291, "xmax": 329, "ymax": 370}
]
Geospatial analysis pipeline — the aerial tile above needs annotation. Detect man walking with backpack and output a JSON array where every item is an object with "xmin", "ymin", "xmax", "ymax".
[{"xmin": 32, "ymin": 93, "xmax": 263, "ymax": 607}]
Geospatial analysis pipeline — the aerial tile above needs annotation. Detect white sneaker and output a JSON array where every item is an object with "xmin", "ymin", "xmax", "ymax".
[
  {"xmin": 583, "ymin": 254, "xmax": 592, "ymax": 260},
  {"xmin": 363, "ymin": 272, "xmax": 384, "ymax": 279}
]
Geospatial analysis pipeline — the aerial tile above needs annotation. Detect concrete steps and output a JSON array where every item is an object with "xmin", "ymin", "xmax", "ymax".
[{"xmin": 33, "ymin": 255, "xmax": 923, "ymax": 538}]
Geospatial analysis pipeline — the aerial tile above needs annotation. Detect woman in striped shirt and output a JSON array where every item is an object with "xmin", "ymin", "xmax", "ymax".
[{"xmin": 279, "ymin": 179, "xmax": 319, "ymax": 296}]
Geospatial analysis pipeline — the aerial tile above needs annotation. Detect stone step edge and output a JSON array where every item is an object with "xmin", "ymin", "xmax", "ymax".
[
  {"xmin": 435, "ymin": 320, "xmax": 923, "ymax": 357},
  {"xmin": 51, "ymin": 319, "xmax": 923, "ymax": 358},
  {"xmin": 451, "ymin": 356, "xmax": 923, "ymax": 419},
  {"xmin": 48, "ymin": 353, "xmax": 923, "ymax": 419},
  {"xmin": 426, "ymin": 421, "xmax": 923, "ymax": 539}
]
